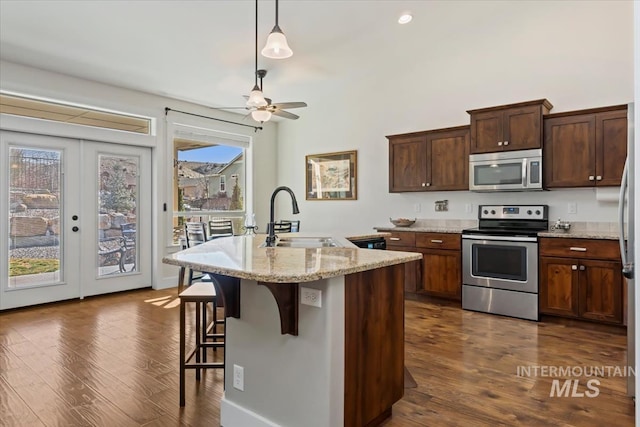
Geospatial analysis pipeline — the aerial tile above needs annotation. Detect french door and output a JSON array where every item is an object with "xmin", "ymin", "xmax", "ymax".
[{"xmin": 1, "ymin": 131, "xmax": 151, "ymax": 310}]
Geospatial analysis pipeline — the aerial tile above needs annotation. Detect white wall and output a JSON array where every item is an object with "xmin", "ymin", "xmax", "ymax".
[
  {"xmin": 0, "ymin": 60, "xmax": 278, "ymax": 289},
  {"xmin": 275, "ymin": 1, "xmax": 635, "ymax": 234}
]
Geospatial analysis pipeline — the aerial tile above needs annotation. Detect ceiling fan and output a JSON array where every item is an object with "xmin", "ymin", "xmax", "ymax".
[{"xmin": 244, "ymin": 69, "xmax": 307, "ymax": 121}]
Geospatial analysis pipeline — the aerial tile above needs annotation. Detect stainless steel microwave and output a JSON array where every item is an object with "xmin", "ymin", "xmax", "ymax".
[{"xmin": 469, "ymin": 148, "xmax": 543, "ymax": 192}]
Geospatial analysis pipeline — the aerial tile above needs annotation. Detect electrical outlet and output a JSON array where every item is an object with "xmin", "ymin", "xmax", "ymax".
[
  {"xmin": 301, "ymin": 287, "xmax": 322, "ymax": 308},
  {"xmin": 465, "ymin": 203, "xmax": 473, "ymax": 214},
  {"xmin": 568, "ymin": 202, "xmax": 577, "ymax": 214},
  {"xmin": 414, "ymin": 203, "xmax": 421, "ymax": 213},
  {"xmin": 233, "ymin": 364, "xmax": 244, "ymax": 391}
]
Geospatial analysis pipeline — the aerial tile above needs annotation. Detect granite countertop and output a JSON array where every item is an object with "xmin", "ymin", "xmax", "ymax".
[
  {"xmin": 538, "ymin": 221, "xmax": 622, "ymax": 240},
  {"xmin": 375, "ymin": 219, "xmax": 476, "ymax": 234},
  {"xmin": 538, "ymin": 230, "xmax": 620, "ymax": 240},
  {"xmin": 163, "ymin": 233, "xmax": 421, "ymax": 283}
]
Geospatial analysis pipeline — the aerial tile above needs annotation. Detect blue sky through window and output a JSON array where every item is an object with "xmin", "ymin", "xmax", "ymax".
[{"xmin": 178, "ymin": 145, "xmax": 242, "ymax": 163}]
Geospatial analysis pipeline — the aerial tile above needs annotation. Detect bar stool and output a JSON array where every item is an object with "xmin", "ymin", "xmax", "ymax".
[{"xmin": 179, "ymin": 281, "xmax": 225, "ymax": 406}]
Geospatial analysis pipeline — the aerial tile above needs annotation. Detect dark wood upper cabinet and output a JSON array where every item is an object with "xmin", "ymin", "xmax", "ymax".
[
  {"xmin": 467, "ymin": 99, "xmax": 552, "ymax": 154},
  {"xmin": 388, "ymin": 126, "xmax": 469, "ymax": 192},
  {"xmin": 544, "ymin": 105, "xmax": 627, "ymax": 188}
]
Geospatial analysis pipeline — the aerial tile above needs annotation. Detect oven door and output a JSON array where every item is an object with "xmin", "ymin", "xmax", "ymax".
[{"xmin": 462, "ymin": 234, "xmax": 538, "ymax": 293}]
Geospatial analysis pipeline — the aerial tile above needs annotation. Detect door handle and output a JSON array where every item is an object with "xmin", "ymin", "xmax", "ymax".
[
  {"xmin": 430, "ymin": 239, "xmax": 443, "ymax": 243},
  {"xmin": 596, "ymin": 175, "xmax": 602, "ymax": 181},
  {"xmin": 572, "ymin": 265, "xmax": 578, "ymax": 270},
  {"xmin": 389, "ymin": 237, "xmax": 401, "ymax": 241},
  {"xmin": 72, "ymin": 226, "xmax": 79, "ymax": 232},
  {"xmin": 569, "ymin": 247, "xmax": 587, "ymax": 252},
  {"xmin": 589, "ymin": 175, "xmax": 595, "ymax": 181},
  {"xmin": 497, "ymin": 141, "xmax": 503, "ymax": 146},
  {"xmin": 579, "ymin": 265, "xmax": 586, "ymax": 271},
  {"xmin": 503, "ymin": 141, "xmax": 509, "ymax": 146}
]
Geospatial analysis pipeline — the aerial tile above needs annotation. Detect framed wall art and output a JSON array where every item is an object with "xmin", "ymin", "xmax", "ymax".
[{"xmin": 305, "ymin": 150, "xmax": 357, "ymax": 200}]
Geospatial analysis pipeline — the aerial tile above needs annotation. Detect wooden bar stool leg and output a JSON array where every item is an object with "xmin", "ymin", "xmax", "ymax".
[
  {"xmin": 201, "ymin": 300, "xmax": 208, "ymax": 363},
  {"xmin": 179, "ymin": 298, "xmax": 186, "ymax": 407},
  {"xmin": 195, "ymin": 302, "xmax": 201, "ymax": 381}
]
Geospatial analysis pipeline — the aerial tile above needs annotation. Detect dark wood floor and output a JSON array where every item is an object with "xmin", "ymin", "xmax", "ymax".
[{"xmin": 0, "ymin": 288, "xmax": 634, "ymax": 426}]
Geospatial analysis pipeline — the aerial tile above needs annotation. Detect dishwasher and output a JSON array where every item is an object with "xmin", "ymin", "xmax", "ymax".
[{"xmin": 349, "ymin": 236, "xmax": 387, "ymax": 250}]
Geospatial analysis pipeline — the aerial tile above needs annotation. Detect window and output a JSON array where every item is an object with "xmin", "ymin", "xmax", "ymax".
[
  {"xmin": 1, "ymin": 92, "xmax": 152, "ymax": 135},
  {"xmin": 171, "ymin": 125, "xmax": 249, "ymax": 245}
]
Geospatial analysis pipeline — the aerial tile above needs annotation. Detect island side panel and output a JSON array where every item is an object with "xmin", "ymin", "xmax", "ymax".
[
  {"xmin": 344, "ymin": 264, "xmax": 405, "ymax": 427},
  {"xmin": 221, "ymin": 277, "xmax": 346, "ymax": 427}
]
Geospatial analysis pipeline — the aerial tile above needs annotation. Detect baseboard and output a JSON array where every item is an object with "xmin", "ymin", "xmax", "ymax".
[
  {"xmin": 220, "ymin": 396, "xmax": 280, "ymax": 427},
  {"xmin": 155, "ymin": 276, "xmax": 179, "ymax": 290}
]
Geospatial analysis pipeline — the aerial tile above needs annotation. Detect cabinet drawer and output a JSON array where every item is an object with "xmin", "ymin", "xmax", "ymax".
[
  {"xmin": 386, "ymin": 232, "xmax": 416, "ymax": 247},
  {"xmin": 539, "ymin": 238, "xmax": 620, "ymax": 261},
  {"xmin": 415, "ymin": 233, "xmax": 461, "ymax": 250}
]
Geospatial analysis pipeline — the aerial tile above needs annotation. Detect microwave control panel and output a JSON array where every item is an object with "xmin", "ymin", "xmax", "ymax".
[{"xmin": 478, "ymin": 205, "xmax": 548, "ymax": 220}]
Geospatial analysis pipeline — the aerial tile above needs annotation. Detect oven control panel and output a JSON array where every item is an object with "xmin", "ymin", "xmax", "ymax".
[{"xmin": 478, "ymin": 205, "xmax": 548, "ymax": 220}]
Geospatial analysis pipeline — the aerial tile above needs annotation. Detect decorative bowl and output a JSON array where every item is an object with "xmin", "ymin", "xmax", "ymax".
[{"xmin": 390, "ymin": 217, "xmax": 416, "ymax": 227}]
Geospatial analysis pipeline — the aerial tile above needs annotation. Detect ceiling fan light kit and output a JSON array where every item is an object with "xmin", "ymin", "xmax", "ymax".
[
  {"xmin": 246, "ymin": 84, "xmax": 268, "ymax": 108},
  {"xmin": 261, "ymin": 0, "xmax": 293, "ymax": 59},
  {"xmin": 251, "ymin": 109, "xmax": 272, "ymax": 122}
]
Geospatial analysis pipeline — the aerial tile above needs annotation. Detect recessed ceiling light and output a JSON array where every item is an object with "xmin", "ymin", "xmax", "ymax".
[{"xmin": 398, "ymin": 13, "xmax": 412, "ymax": 24}]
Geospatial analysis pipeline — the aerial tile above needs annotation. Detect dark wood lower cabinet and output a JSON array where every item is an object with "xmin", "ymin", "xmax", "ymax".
[
  {"xmin": 539, "ymin": 252, "xmax": 623, "ymax": 325},
  {"xmin": 344, "ymin": 264, "xmax": 405, "ymax": 426},
  {"xmin": 418, "ymin": 249, "xmax": 461, "ymax": 300}
]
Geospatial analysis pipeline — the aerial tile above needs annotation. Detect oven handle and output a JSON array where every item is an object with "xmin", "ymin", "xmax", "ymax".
[{"xmin": 462, "ymin": 234, "xmax": 538, "ymax": 243}]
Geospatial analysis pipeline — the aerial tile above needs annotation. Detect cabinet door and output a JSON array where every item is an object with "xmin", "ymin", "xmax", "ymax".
[
  {"xmin": 503, "ymin": 105, "xmax": 542, "ymax": 151},
  {"xmin": 388, "ymin": 135, "xmax": 427, "ymax": 192},
  {"xmin": 596, "ymin": 110, "xmax": 627, "ymax": 186},
  {"xmin": 426, "ymin": 128, "xmax": 469, "ymax": 190},
  {"xmin": 539, "ymin": 257, "xmax": 579, "ymax": 318},
  {"xmin": 579, "ymin": 259, "xmax": 623, "ymax": 324},
  {"xmin": 387, "ymin": 245, "xmax": 419, "ymax": 294},
  {"xmin": 418, "ymin": 249, "xmax": 461, "ymax": 300},
  {"xmin": 544, "ymin": 114, "xmax": 596, "ymax": 188},
  {"xmin": 470, "ymin": 110, "xmax": 503, "ymax": 154}
]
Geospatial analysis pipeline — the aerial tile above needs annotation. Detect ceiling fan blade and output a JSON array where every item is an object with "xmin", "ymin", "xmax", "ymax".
[
  {"xmin": 271, "ymin": 102, "xmax": 307, "ymax": 109},
  {"xmin": 272, "ymin": 109, "xmax": 300, "ymax": 120}
]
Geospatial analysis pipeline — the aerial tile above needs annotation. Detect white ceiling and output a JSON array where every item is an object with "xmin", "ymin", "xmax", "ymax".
[{"xmin": 0, "ymin": 0, "xmax": 505, "ymax": 113}]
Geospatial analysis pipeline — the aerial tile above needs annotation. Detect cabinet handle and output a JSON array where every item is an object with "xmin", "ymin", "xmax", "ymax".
[
  {"xmin": 596, "ymin": 176, "xmax": 602, "ymax": 181},
  {"xmin": 422, "ymin": 183, "xmax": 426, "ymax": 187},
  {"xmin": 389, "ymin": 237, "xmax": 401, "ymax": 241},
  {"xmin": 569, "ymin": 247, "xmax": 587, "ymax": 252},
  {"xmin": 430, "ymin": 239, "xmax": 443, "ymax": 243},
  {"xmin": 426, "ymin": 183, "xmax": 431, "ymax": 187},
  {"xmin": 497, "ymin": 141, "xmax": 503, "ymax": 146},
  {"xmin": 503, "ymin": 141, "xmax": 509, "ymax": 146},
  {"xmin": 579, "ymin": 265, "xmax": 586, "ymax": 271},
  {"xmin": 588, "ymin": 175, "xmax": 595, "ymax": 181},
  {"xmin": 572, "ymin": 265, "xmax": 578, "ymax": 270}
]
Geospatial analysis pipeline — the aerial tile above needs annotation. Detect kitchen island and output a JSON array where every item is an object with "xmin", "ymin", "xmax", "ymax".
[{"xmin": 163, "ymin": 233, "xmax": 421, "ymax": 427}]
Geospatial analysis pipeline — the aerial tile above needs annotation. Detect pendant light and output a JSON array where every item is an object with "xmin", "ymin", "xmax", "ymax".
[
  {"xmin": 261, "ymin": 0, "xmax": 293, "ymax": 59},
  {"xmin": 246, "ymin": 0, "xmax": 268, "ymax": 108}
]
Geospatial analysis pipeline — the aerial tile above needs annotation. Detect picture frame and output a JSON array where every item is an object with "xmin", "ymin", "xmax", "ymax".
[{"xmin": 305, "ymin": 150, "xmax": 357, "ymax": 200}]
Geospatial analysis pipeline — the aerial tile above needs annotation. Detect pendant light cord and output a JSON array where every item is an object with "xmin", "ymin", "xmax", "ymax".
[
  {"xmin": 275, "ymin": 0, "xmax": 279, "ymax": 26},
  {"xmin": 254, "ymin": 0, "xmax": 258, "ymax": 87}
]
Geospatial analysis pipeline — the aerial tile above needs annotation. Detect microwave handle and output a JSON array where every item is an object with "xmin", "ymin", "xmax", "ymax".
[{"xmin": 522, "ymin": 158, "xmax": 528, "ymax": 188}]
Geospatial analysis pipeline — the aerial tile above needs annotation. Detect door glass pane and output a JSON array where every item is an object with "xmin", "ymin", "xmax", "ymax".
[
  {"xmin": 8, "ymin": 147, "xmax": 62, "ymax": 288},
  {"xmin": 98, "ymin": 155, "xmax": 138, "ymax": 277}
]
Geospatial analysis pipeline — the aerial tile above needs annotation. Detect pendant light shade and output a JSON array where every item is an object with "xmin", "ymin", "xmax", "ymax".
[
  {"xmin": 262, "ymin": 25, "xmax": 293, "ymax": 59},
  {"xmin": 247, "ymin": 84, "xmax": 268, "ymax": 108},
  {"xmin": 251, "ymin": 109, "xmax": 272, "ymax": 122},
  {"xmin": 261, "ymin": 0, "xmax": 293, "ymax": 59}
]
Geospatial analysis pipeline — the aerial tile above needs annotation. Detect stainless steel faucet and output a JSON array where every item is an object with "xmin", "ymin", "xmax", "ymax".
[{"xmin": 265, "ymin": 186, "xmax": 300, "ymax": 247}]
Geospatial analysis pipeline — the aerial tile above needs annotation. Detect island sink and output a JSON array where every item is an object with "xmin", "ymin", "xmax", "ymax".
[{"xmin": 262, "ymin": 236, "xmax": 341, "ymax": 248}]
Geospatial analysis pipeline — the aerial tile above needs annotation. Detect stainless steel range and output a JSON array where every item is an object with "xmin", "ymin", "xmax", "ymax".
[{"xmin": 462, "ymin": 204, "xmax": 548, "ymax": 321}]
